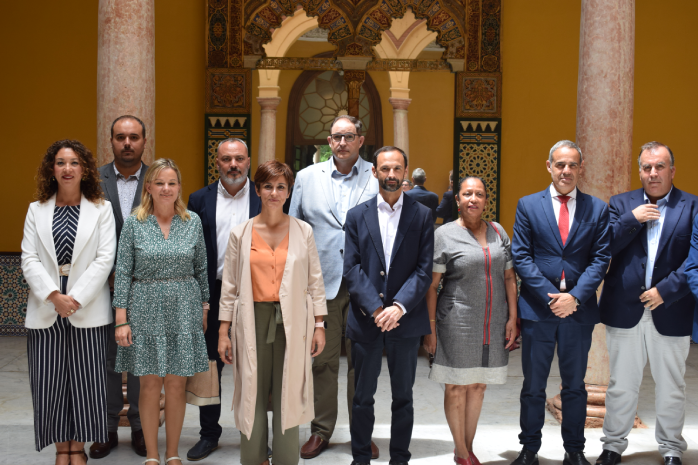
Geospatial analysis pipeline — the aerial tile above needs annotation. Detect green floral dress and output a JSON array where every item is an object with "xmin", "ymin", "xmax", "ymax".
[{"xmin": 114, "ymin": 212, "xmax": 210, "ymax": 377}]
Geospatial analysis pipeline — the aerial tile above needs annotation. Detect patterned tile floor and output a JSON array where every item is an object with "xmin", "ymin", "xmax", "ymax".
[{"xmin": 0, "ymin": 336, "xmax": 696, "ymax": 465}]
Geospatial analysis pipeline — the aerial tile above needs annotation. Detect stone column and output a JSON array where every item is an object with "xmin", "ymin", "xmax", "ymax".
[
  {"xmin": 256, "ymin": 97, "xmax": 281, "ymax": 165},
  {"xmin": 97, "ymin": 0, "xmax": 156, "ymax": 166},
  {"xmin": 389, "ymin": 98, "xmax": 412, "ymax": 158},
  {"xmin": 547, "ymin": 0, "xmax": 635, "ymax": 428}
]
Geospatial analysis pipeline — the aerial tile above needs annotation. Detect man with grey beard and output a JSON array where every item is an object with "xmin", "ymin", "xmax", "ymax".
[{"xmin": 186, "ymin": 138, "xmax": 261, "ymax": 461}]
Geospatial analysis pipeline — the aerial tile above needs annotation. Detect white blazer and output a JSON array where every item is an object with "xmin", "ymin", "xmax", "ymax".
[{"xmin": 21, "ymin": 194, "xmax": 116, "ymax": 329}]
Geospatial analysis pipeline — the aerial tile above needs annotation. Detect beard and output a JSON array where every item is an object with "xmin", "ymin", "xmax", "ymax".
[
  {"xmin": 219, "ymin": 166, "xmax": 248, "ymax": 186},
  {"xmin": 380, "ymin": 176, "xmax": 400, "ymax": 192}
]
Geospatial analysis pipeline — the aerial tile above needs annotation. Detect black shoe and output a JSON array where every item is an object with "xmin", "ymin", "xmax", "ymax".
[
  {"xmin": 511, "ymin": 448, "xmax": 539, "ymax": 465},
  {"xmin": 89, "ymin": 431, "xmax": 119, "ymax": 459},
  {"xmin": 131, "ymin": 429, "xmax": 147, "ymax": 457},
  {"xmin": 564, "ymin": 451, "xmax": 591, "ymax": 465},
  {"xmin": 187, "ymin": 439, "xmax": 219, "ymax": 461},
  {"xmin": 350, "ymin": 462, "xmax": 370, "ymax": 465},
  {"xmin": 596, "ymin": 450, "xmax": 621, "ymax": 465},
  {"xmin": 389, "ymin": 462, "xmax": 408, "ymax": 465},
  {"xmin": 665, "ymin": 457, "xmax": 682, "ymax": 465}
]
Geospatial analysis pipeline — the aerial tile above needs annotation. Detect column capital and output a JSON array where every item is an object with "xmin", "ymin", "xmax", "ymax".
[
  {"xmin": 256, "ymin": 96, "xmax": 281, "ymax": 111},
  {"xmin": 388, "ymin": 97, "xmax": 412, "ymax": 111}
]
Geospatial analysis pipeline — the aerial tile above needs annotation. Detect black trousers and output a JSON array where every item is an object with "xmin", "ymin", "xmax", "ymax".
[
  {"xmin": 350, "ymin": 334, "xmax": 420, "ymax": 463},
  {"xmin": 199, "ymin": 280, "xmax": 225, "ymax": 442},
  {"xmin": 27, "ymin": 317, "xmax": 109, "ymax": 451},
  {"xmin": 519, "ymin": 317, "xmax": 594, "ymax": 453}
]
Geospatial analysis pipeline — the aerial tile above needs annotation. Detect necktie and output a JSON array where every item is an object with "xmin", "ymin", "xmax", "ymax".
[{"xmin": 558, "ymin": 195, "xmax": 570, "ymax": 286}]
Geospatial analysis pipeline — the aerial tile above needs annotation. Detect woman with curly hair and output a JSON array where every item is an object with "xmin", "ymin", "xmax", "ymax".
[
  {"xmin": 21, "ymin": 139, "xmax": 117, "ymax": 464},
  {"xmin": 113, "ymin": 158, "xmax": 210, "ymax": 465}
]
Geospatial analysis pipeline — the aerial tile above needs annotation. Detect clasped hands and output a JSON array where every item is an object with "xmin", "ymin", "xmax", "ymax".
[
  {"xmin": 48, "ymin": 290, "xmax": 80, "ymax": 318},
  {"xmin": 374, "ymin": 305, "xmax": 402, "ymax": 332},
  {"xmin": 547, "ymin": 292, "xmax": 578, "ymax": 318}
]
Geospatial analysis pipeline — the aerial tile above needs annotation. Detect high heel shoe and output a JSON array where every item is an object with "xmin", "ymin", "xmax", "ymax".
[
  {"xmin": 469, "ymin": 452, "xmax": 482, "ymax": 465},
  {"xmin": 454, "ymin": 453, "xmax": 474, "ymax": 465},
  {"xmin": 69, "ymin": 449, "xmax": 88, "ymax": 463}
]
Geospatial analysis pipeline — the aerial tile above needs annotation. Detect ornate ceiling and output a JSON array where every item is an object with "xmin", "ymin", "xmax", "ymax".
[{"xmin": 243, "ymin": 0, "xmax": 466, "ymax": 58}]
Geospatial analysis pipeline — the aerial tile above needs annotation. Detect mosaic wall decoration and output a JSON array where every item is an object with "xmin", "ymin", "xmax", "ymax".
[
  {"xmin": 0, "ymin": 253, "xmax": 29, "ymax": 336},
  {"xmin": 205, "ymin": 115, "xmax": 251, "ymax": 185},
  {"xmin": 454, "ymin": 118, "xmax": 501, "ymax": 222},
  {"xmin": 206, "ymin": 69, "xmax": 252, "ymax": 114},
  {"xmin": 455, "ymin": 72, "xmax": 501, "ymax": 118}
]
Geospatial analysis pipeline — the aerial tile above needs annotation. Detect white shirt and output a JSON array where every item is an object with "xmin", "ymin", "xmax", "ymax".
[
  {"xmin": 114, "ymin": 163, "xmax": 142, "ymax": 222},
  {"xmin": 216, "ymin": 179, "xmax": 250, "ymax": 280},
  {"xmin": 644, "ymin": 188, "xmax": 672, "ymax": 290},
  {"xmin": 330, "ymin": 156, "xmax": 360, "ymax": 223},
  {"xmin": 550, "ymin": 184, "xmax": 577, "ymax": 291},
  {"xmin": 377, "ymin": 192, "xmax": 406, "ymax": 314},
  {"xmin": 549, "ymin": 183, "xmax": 577, "ymax": 233}
]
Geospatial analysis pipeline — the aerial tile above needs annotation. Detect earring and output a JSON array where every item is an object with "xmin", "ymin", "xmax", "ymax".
[
  {"xmin": 82, "ymin": 175, "xmax": 87, "ymax": 181},
  {"xmin": 456, "ymin": 203, "xmax": 460, "ymax": 212},
  {"xmin": 51, "ymin": 176, "xmax": 55, "ymax": 181}
]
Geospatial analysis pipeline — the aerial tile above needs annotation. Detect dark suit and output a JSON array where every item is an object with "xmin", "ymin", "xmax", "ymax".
[
  {"xmin": 435, "ymin": 190, "xmax": 455, "ymax": 223},
  {"xmin": 99, "ymin": 161, "xmax": 148, "ymax": 433},
  {"xmin": 405, "ymin": 185, "xmax": 439, "ymax": 222},
  {"xmin": 343, "ymin": 194, "xmax": 434, "ymax": 463},
  {"xmin": 601, "ymin": 187, "xmax": 698, "ymax": 457},
  {"xmin": 512, "ymin": 186, "xmax": 611, "ymax": 453},
  {"xmin": 187, "ymin": 179, "xmax": 261, "ymax": 442}
]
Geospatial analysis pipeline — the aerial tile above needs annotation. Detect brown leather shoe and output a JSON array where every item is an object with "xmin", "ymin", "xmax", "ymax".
[
  {"xmin": 89, "ymin": 431, "xmax": 118, "ymax": 459},
  {"xmin": 371, "ymin": 440, "xmax": 379, "ymax": 460},
  {"xmin": 300, "ymin": 435, "xmax": 328, "ymax": 459},
  {"xmin": 131, "ymin": 429, "xmax": 147, "ymax": 457}
]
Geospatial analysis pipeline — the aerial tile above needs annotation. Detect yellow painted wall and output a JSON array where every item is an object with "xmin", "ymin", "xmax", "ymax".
[{"xmin": 3, "ymin": 1, "xmax": 697, "ymax": 252}]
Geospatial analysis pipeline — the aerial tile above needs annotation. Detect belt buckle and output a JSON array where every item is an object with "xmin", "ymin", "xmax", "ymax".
[{"xmin": 59, "ymin": 264, "xmax": 71, "ymax": 277}]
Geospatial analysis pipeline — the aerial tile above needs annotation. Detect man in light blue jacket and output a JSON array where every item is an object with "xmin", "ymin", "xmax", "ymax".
[{"xmin": 289, "ymin": 115, "xmax": 379, "ymax": 459}]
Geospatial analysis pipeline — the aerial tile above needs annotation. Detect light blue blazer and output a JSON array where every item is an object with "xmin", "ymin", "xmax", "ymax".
[{"xmin": 289, "ymin": 157, "xmax": 379, "ymax": 300}]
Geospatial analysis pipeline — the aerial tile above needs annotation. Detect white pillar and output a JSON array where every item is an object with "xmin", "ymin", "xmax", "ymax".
[
  {"xmin": 256, "ymin": 97, "xmax": 281, "ymax": 165},
  {"xmin": 389, "ymin": 97, "xmax": 412, "ymax": 158}
]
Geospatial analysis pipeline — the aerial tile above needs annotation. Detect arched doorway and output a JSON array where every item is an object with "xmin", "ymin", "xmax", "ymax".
[{"xmin": 285, "ymin": 60, "xmax": 383, "ymax": 173}]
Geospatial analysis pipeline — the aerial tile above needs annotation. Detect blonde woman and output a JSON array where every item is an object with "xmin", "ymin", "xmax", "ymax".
[{"xmin": 113, "ymin": 159, "xmax": 209, "ymax": 465}]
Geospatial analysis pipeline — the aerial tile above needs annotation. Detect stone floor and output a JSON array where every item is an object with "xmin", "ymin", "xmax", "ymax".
[{"xmin": 1, "ymin": 336, "xmax": 697, "ymax": 465}]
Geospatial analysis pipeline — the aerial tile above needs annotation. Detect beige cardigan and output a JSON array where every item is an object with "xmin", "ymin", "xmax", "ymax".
[{"xmin": 219, "ymin": 217, "xmax": 328, "ymax": 437}]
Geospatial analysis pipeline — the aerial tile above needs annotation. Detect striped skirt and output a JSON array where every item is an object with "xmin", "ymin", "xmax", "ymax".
[{"xmin": 27, "ymin": 316, "xmax": 109, "ymax": 451}]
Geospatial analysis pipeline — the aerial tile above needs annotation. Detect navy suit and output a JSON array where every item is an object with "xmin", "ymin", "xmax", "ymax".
[
  {"xmin": 601, "ymin": 187, "xmax": 698, "ymax": 336},
  {"xmin": 512, "ymin": 186, "xmax": 611, "ymax": 453},
  {"xmin": 435, "ymin": 190, "xmax": 455, "ymax": 223},
  {"xmin": 187, "ymin": 179, "xmax": 261, "ymax": 442},
  {"xmin": 405, "ymin": 185, "xmax": 439, "ymax": 222},
  {"xmin": 343, "ymin": 193, "xmax": 433, "ymax": 463}
]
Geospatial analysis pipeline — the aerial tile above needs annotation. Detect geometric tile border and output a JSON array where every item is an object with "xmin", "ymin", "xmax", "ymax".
[{"xmin": 0, "ymin": 253, "xmax": 28, "ymax": 336}]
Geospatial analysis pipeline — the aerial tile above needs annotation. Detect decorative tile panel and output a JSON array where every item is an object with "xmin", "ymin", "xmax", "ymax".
[
  {"xmin": 0, "ymin": 254, "xmax": 29, "ymax": 336},
  {"xmin": 206, "ymin": 69, "xmax": 252, "ymax": 114},
  {"xmin": 205, "ymin": 115, "xmax": 251, "ymax": 185},
  {"xmin": 456, "ymin": 72, "xmax": 502, "ymax": 118}
]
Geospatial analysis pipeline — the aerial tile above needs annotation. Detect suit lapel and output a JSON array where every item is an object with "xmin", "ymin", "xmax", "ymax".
[
  {"xmin": 206, "ymin": 183, "xmax": 218, "ymax": 256},
  {"xmin": 629, "ymin": 190, "xmax": 648, "ymax": 255},
  {"xmin": 655, "ymin": 188, "xmax": 684, "ymax": 260},
  {"xmin": 390, "ymin": 195, "xmax": 417, "ymax": 264},
  {"xmin": 132, "ymin": 162, "xmax": 148, "ymax": 211},
  {"xmin": 541, "ymin": 190, "xmax": 563, "ymax": 249},
  {"xmin": 37, "ymin": 196, "xmax": 58, "ymax": 267},
  {"xmin": 350, "ymin": 158, "xmax": 373, "ymax": 208},
  {"xmin": 319, "ymin": 160, "xmax": 342, "ymax": 226},
  {"xmin": 102, "ymin": 163, "xmax": 123, "ymax": 228},
  {"xmin": 71, "ymin": 195, "xmax": 98, "ymax": 263},
  {"xmin": 362, "ymin": 198, "xmax": 386, "ymax": 271},
  {"xmin": 564, "ymin": 191, "xmax": 588, "ymax": 248}
]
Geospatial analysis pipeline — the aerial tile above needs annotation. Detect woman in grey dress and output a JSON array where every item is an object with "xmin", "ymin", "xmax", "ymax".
[{"xmin": 423, "ymin": 176, "xmax": 518, "ymax": 465}]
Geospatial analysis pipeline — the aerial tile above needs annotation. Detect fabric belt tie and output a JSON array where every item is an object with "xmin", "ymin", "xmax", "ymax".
[
  {"xmin": 266, "ymin": 302, "xmax": 283, "ymax": 344},
  {"xmin": 58, "ymin": 264, "xmax": 71, "ymax": 277}
]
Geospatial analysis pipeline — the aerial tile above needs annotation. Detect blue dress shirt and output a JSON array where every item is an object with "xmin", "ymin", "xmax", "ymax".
[
  {"xmin": 330, "ymin": 155, "xmax": 360, "ymax": 223},
  {"xmin": 645, "ymin": 188, "xmax": 672, "ymax": 289}
]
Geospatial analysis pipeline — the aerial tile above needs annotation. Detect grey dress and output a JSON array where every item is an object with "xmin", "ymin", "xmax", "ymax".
[
  {"xmin": 429, "ymin": 221, "xmax": 513, "ymax": 385},
  {"xmin": 114, "ymin": 212, "xmax": 210, "ymax": 377}
]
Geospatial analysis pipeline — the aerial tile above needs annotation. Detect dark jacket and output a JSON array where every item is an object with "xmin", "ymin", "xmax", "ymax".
[
  {"xmin": 343, "ymin": 194, "xmax": 434, "ymax": 343},
  {"xmin": 512, "ymin": 187, "xmax": 611, "ymax": 325},
  {"xmin": 99, "ymin": 161, "xmax": 149, "ymax": 241},
  {"xmin": 405, "ymin": 185, "xmax": 439, "ymax": 223},
  {"xmin": 435, "ymin": 190, "xmax": 455, "ymax": 223},
  {"xmin": 603, "ymin": 187, "xmax": 698, "ymax": 336}
]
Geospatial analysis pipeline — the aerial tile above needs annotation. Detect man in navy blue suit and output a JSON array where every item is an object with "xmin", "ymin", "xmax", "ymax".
[
  {"xmin": 343, "ymin": 146, "xmax": 434, "ymax": 465},
  {"xmin": 511, "ymin": 140, "xmax": 611, "ymax": 465},
  {"xmin": 597, "ymin": 142, "xmax": 697, "ymax": 465},
  {"xmin": 186, "ymin": 138, "xmax": 262, "ymax": 461},
  {"xmin": 405, "ymin": 167, "xmax": 439, "ymax": 222}
]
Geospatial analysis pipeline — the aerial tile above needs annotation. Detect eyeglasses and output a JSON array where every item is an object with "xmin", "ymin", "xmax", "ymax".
[{"xmin": 330, "ymin": 133, "xmax": 358, "ymax": 142}]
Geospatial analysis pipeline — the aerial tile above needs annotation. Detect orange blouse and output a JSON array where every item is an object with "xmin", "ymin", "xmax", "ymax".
[{"xmin": 250, "ymin": 228, "xmax": 289, "ymax": 302}]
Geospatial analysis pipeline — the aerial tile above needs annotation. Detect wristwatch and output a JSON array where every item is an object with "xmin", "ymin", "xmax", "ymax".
[
  {"xmin": 315, "ymin": 321, "xmax": 327, "ymax": 329},
  {"xmin": 574, "ymin": 297, "xmax": 581, "ymax": 306}
]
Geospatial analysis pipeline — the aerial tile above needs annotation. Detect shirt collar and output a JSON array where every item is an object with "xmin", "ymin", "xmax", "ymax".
[
  {"xmin": 114, "ymin": 162, "xmax": 143, "ymax": 180},
  {"xmin": 218, "ymin": 177, "xmax": 249, "ymax": 199},
  {"xmin": 643, "ymin": 186, "xmax": 672, "ymax": 207},
  {"xmin": 330, "ymin": 155, "xmax": 360, "ymax": 178},
  {"xmin": 550, "ymin": 183, "xmax": 577, "ymax": 200},
  {"xmin": 377, "ymin": 191, "xmax": 404, "ymax": 212}
]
